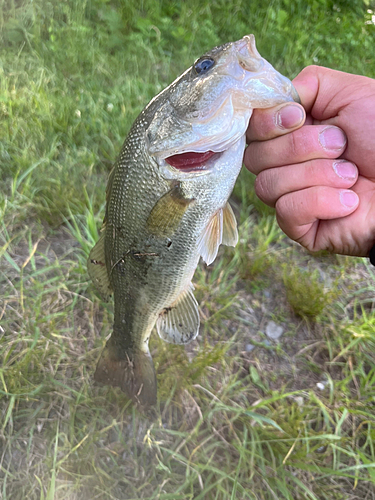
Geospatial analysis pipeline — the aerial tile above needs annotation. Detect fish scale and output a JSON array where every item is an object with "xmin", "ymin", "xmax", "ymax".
[{"xmin": 88, "ymin": 34, "xmax": 299, "ymax": 408}]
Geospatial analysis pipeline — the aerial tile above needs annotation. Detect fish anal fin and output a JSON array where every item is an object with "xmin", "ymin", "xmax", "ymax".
[
  {"xmin": 222, "ymin": 202, "xmax": 238, "ymax": 247},
  {"xmin": 146, "ymin": 184, "xmax": 195, "ymax": 238},
  {"xmin": 94, "ymin": 339, "xmax": 157, "ymax": 408},
  {"xmin": 197, "ymin": 209, "xmax": 223, "ymax": 265},
  {"xmin": 156, "ymin": 284, "xmax": 200, "ymax": 345},
  {"xmin": 87, "ymin": 231, "xmax": 112, "ymax": 301}
]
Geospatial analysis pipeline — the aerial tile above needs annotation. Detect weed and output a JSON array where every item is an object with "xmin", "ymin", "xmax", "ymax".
[{"xmin": 282, "ymin": 264, "xmax": 340, "ymax": 319}]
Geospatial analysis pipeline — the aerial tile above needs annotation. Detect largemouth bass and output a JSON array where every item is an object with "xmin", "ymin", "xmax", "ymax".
[{"xmin": 88, "ymin": 35, "xmax": 299, "ymax": 408}]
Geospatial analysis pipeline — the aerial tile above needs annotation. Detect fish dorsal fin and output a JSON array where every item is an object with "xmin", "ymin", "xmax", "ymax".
[
  {"xmin": 156, "ymin": 284, "xmax": 200, "ymax": 345},
  {"xmin": 102, "ymin": 167, "xmax": 116, "ymax": 227},
  {"xmin": 146, "ymin": 184, "xmax": 195, "ymax": 238},
  {"xmin": 198, "ymin": 209, "xmax": 223, "ymax": 265},
  {"xmin": 106, "ymin": 166, "xmax": 115, "ymax": 203},
  {"xmin": 222, "ymin": 202, "xmax": 238, "ymax": 247},
  {"xmin": 87, "ymin": 230, "xmax": 112, "ymax": 301}
]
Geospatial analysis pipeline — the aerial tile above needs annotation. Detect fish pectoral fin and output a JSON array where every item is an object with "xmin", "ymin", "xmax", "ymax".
[
  {"xmin": 222, "ymin": 202, "xmax": 238, "ymax": 247},
  {"xmin": 156, "ymin": 284, "xmax": 200, "ymax": 345},
  {"xmin": 146, "ymin": 184, "xmax": 195, "ymax": 238},
  {"xmin": 87, "ymin": 231, "xmax": 112, "ymax": 301},
  {"xmin": 197, "ymin": 209, "xmax": 223, "ymax": 265}
]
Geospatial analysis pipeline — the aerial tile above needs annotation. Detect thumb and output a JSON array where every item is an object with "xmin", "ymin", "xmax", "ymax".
[{"xmin": 293, "ymin": 65, "xmax": 364, "ymax": 120}]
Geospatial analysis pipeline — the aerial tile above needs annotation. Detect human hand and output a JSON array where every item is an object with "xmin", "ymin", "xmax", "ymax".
[{"xmin": 245, "ymin": 65, "xmax": 375, "ymax": 257}]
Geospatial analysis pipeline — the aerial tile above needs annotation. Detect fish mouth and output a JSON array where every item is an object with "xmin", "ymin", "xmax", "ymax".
[
  {"xmin": 164, "ymin": 150, "xmax": 219, "ymax": 172},
  {"xmin": 157, "ymin": 149, "xmax": 225, "ymax": 179},
  {"xmin": 154, "ymin": 136, "xmax": 246, "ymax": 181}
]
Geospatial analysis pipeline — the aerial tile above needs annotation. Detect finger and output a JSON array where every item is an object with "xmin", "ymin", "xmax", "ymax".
[
  {"xmin": 291, "ymin": 66, "xmax": 322, "ymax": 115},
  {"xmin": 246, "ymin": 103, "xmax": 306, "ymax": 142},
  {"xmin": 245, "ymin": 125, "xmax": 347, "ymax": 175},
  {"xmin": 255, "ymin": 160, "xmax": 358, "ymax": 207},
  {"xmin": 292, "ymin": 65, "xmax": 375, "ymax": 119},
  {"xmin": 275, "ymin": 187, "xmax": 359, "ymax": 244}
]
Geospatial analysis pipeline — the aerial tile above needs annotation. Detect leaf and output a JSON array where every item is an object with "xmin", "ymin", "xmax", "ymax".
[
  {"xmin": 244, "ymin": 411, "xmax": 284, "ymax": 433},
  {"xmin": 249, "ymin": 366, "xmax": 261, "ymax": 385}
]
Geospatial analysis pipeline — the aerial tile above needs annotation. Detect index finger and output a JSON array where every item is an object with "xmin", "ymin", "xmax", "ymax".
[{"xmin": 246, "ymin": 102, "xmax": 306, "ymax": 142}]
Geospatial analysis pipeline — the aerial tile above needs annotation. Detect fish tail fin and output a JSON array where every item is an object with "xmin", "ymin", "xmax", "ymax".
[{"xmin": 94, "ymin": 337, "xmax": 157, "ymax": 408}]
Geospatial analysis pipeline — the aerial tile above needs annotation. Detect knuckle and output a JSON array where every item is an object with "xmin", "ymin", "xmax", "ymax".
[
  {"xmin": 275, "ymin": 194, "xmax": 293, "ymax": 221},
  {"xmin": 243, "ymin": 145, "xmax": 255, "ymax": 172},
  {"xmin": 304, "ymin": 160, "xmax": 316, "ymax": 178},
  {"xmin": 255, "ymin": 171, "xmax": 277, "ymax": 206},
  {"xmin": 244, "ymin": 143, "xmax": 266, "ymax": 175},
  {"xmin": 301, "ymin": 64, "xmax": 320, "ymax": 75},
  {"xmin": 276, "ymin": 191, "xmax": 310, "ymax": 225},
  {"xmin": 309, "ymin": 186, "xmax": 321, "ymax": 207},
  {"xmin": 287, "ymin": 130, "xmax": 300, "ymax": 159}
]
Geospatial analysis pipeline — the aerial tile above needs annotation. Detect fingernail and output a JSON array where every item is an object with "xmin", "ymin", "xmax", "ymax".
[
  {"xmin": 319, "ymin": 126, "xmax": 347, "ymax": 151},
  {"xmin": 340, "ymin": 190, "xmax": 359, "ymax": 208},
  {"xmin": 275, "ymin": 104, "xmax": 305, "ymax": 129},
  {"xmin": 333, "ymin": 161, "xmax": 357, "ymax": 180}
]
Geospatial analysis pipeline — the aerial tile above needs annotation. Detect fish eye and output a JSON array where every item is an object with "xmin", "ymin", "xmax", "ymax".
[{"xmin": 194, "ymin": 57, "xmax": 215, "ymax": 75}]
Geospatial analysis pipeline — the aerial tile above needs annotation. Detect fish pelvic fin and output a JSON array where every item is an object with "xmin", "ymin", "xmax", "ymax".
[
  {"xmin": 94, "ymin": 338, "xmax": 157, "ymax": 409},
  {"xmin": 198, "ymin": 208, "xmax": 223, "ymax": 265},
  {"xmin": 198, "ymin": 202, "xmax": 238, "ymax": 265},
  {"xmin": 222, "ymin": 202, "xmax": 238, "ymax": 247}
]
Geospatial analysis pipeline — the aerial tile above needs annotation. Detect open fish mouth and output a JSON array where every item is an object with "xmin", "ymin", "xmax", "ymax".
[
  {"xmin": 164, "ymin": 150, "xmax": 219, "ymax": 172},
  {"xmin": 155, "ymin": 147, "xmax": 227, "ymax": 179}
]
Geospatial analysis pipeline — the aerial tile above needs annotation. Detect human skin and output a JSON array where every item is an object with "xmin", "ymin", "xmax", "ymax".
[{"xmin": 244, "ymin": 65, "xmax": 375, "ymax": 257}]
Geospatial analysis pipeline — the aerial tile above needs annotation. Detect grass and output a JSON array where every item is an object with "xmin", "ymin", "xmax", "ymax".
[
  {"xmin": 282, "ymin": 265, "xmax": 340, "ymax": 319},
  {"xmin": 1, "ymin": 0, "xmax": 375, "ymax": 498}
]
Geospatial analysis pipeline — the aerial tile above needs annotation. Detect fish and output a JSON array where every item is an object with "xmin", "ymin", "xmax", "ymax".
[{"xmin": 88, "ymin": 34, "xmax": 299, "ymax": 408}]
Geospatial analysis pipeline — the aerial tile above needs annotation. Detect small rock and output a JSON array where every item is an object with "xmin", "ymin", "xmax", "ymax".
[
  {"xmin": 316, "ymin": 445, "xmax": 327, "ymax": 454},
  {"xmin": 294, "ymin": 396, "xmax": 304, "ymax": 407},
  {"xmin": 316, "ymin": 382, "xmax": 325, "ymax": 391},
  {"xmin": 246, "ymin": 343, "xmax": 255, "ymax": 352},
  {"xmin": 265, "ymin": 321, "xmax": 284, "ymax": 340}
]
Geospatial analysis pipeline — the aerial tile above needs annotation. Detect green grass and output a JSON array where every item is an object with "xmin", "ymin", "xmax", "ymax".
[{"xmin": 1, "ymin": 0, "xmax": 375, "ymax": 498}]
